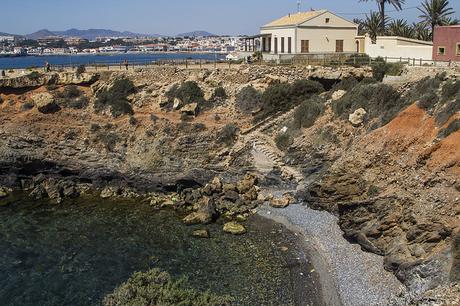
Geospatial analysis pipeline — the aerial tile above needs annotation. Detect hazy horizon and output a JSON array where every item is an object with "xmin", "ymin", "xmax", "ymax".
[{"xmin": 2, "ymin": 0, "xmax": 459, "ymax": 36}]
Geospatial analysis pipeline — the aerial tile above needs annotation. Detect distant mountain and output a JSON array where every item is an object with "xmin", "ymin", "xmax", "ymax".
[
  {"xmin": 52, "ymin": 28, "xmax": 162, "ymax": 40},
  {"xmin": 26, "ymin": 29, "xmax": 57, "ymax": 40},
  {"xmin": 23, "ymin": 28, "xmax": 162, "ymax": 40},
  {"xmin": 176, "ymin": 31, "xmax": 216, "ymax": 37},
  {"xmin": 0, "ymin": 32, "xmax": 17, "ymax": 36}
]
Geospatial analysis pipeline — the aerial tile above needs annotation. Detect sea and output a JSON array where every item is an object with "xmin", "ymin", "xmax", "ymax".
[{"xmin": 0, "ymin": 53, "xmax": 227, "ymax": 70}]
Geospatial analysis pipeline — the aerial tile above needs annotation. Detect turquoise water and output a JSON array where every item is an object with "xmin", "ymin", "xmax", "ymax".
[
  {"xmin": 0, "ymin": 193, "xmax": 321, "ymax": 305},
  {"xmin": 0, "ymin": 53, "xmax": 226, "ymax": 70}
]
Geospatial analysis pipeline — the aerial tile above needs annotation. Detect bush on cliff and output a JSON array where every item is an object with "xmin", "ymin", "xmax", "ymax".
[
  {"xmin": 293, "ymin": 96, "xmax": 323, "ymax": 129},
  {"xmin": 21, "ymin": 101, "xmax": 34, "ymax": 112},
  {"xmin": 217, "ymin": 123, "xmax": 239, "ymax": 146},
  {"xmin": 438, "ymin": 118, "xmax": 460, "ymax": 139},
  {"xmin": 406, "ymin": 75, "xmax": 443, "ymax": 106},
  {"xmin": 255, "ymin": 79, "xmax": 324, "ymax": 121},
  {"xmin": 55, "ymin": 85, "xmax": 89, "ymax": 109},
  {"xmin": 212, "ymin": 86, "xmax": 227, "ymax": 100},
  {"xmin": 371, "ymin": 57, "xmax": 404, "ymax": 82},
  {"xmin": 275, "ymin": 133, "xmax": 293, "ymax": 151},
  {"xmin": 333, "ymin": 82, "xmax": 405, "ymax": 126},
  {"xmin": 441, "ymin": 80, "xmax": 460, "ymax": 102},
  {"xmin": 166, "ymin": 81, "xmax": 204, "ymax": 105},
  {"xmin": 94, "ymin": 78, "xmax": 135, "ymax": 117},
  {"xmin": 103, "ymin": 268, "xmax": 232, "ymax": 306},
  {"xmin": 235, "ymin": 86, "xmax": 262, "ymax": 114},
  {"xmin": 435, "ymin": 98, "xmax": 460, "ymax": 126}
]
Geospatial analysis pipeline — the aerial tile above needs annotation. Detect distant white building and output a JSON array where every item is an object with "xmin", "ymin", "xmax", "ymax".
[{"xmin": 0, "ymin": 36, "xmax": 15, "ymax": 42}]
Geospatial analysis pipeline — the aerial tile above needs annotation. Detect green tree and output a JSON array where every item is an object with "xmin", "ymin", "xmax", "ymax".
[
  {"xmin": 360, "ymin": 0, "xmax": 405, "ymax": 31},
  {"xmin": 388, "ymin": 19, "xmax": 415, "ymax": 38},
  {"xmin": 418, "ymin": 0, "xmax": 455, "ymax": 35},
  {"xmin": 412, "ymin": 22, "xmax": 432, "ymax": 41},
  {"xmin": 362, "ymin": 11, "xmax": 390, "ymax": 42}
]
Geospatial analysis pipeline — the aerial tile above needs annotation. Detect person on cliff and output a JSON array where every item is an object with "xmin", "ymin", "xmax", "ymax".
[
  {"xmin": 123, "ymin": 60, "xmax": 129, "ymax": 71},
  {"xmin": 44, "ymin": 61, "xmax": 51, "ymax": 72}
]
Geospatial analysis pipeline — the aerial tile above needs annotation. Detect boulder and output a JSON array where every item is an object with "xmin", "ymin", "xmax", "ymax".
[
  {"xmin": 183, "ymin": 211, "xmax": 212, "ymax": 225},
  {"xmin": 223, "ymin": 183, "xmax": 236, "ymax": 193},
  {"xmin": 30, "ymin": 185, "xmax": 47, "ymax": 200},
  {"xmin": 192, "ymin": 229, "xmax": 210, "ymax": 239},
  {"xmin": 100, "ymin": 186, "xmax": 119, "ymax": 199},
  {"xmin": 236, "ymin": 173, "xmax": 257, "ymax": 194},
  {"xmin": 222, "ymin": 190, "xmax": 240, "ymax": 203},
  {"xmin": 173, "ymin": 98, "xmax": 182, "ymax": 110},
  {"xmin": 348, "ymin": 108, "xmax": 367, "ymax": 126},
  {"xmin": 269, "ymin": 194, "xmax": 295, "ymax": 208},
  {"xmin": 332, "ymin": 90, "xmax": 347, "ymax": 101},
  {"xmin": 32, "ymin": 92, "xmax": 61, "ymax": 114},
  {"xmin": 181, "ymin": 103, "xmax": 199, "ymax": 117},
  {"xmin": 223, "ymin": 222, "xmax": 246, "ymax": 235}
]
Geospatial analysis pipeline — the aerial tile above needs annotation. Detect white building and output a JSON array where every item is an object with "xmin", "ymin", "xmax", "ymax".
[
  {"xmin": 241, "ymin": 10, "xmax": 359, "ymax": 61},
  {"xmin": 0, "ymin": 36, "xmax": 15, "ymax": 42},
  {"xmin": 361, "ymin": 35, "xmax": 433, "ymax": 61}
]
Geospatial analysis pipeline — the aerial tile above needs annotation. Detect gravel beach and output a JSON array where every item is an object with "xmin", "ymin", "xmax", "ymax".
[{"xmin": 258, "ymin": 203, "xmax": 406, "ymax": 306}]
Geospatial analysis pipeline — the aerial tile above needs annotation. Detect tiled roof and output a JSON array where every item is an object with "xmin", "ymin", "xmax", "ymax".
[{"xmin": 263, "ymin": 10, "xmax": 327, "ymax": 27}]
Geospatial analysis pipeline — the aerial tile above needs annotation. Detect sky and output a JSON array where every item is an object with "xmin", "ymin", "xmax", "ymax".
[{"xmin": 1, "ymin": 0, "xmax": 459, "ymax": 36}]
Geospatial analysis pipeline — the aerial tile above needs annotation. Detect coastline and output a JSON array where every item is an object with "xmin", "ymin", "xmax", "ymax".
[{"xmin": 257, "ymin": 203, "xmax": 406, "ymax": 306}]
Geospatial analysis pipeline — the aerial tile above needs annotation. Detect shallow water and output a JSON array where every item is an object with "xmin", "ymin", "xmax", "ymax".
[{"xmin": 0, "ymin": 193, "xmax": 322, "ymax": 305}]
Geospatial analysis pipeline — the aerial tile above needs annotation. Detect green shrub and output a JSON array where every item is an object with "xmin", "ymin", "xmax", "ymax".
[
  {"xmin": 95, "ymin": 131, "xmax": 120, "ymax": 152},
  {"xmin": 275, "ymin": 133, "xmax": 293, "ymax": 151},
  {"xmin": 55, "ymin": 85, "xmax": 89, "ymax": 109},
  {"xmin": 367, "ymin": 185, "xmax": 380, "ymax": 198},
  {"xmin": 212, "ymin": 86, "xmax": 227, "ymax": 99},
  {"xmin": 255, "ymin": 79, "xmax": 324, "ymax": 121},
  {"xmin": 27, "ymin": 71, "xmax": 42, "ymax": 80},
  {"xmin": 345, "ymin": 54, "xmax": 371, "ymax": 67},
  {"xmin": 90, "ymin": 123, "xmax": 101, "ymax": 132},
  {"xmin": 331, "ymin": 77, "xmax": 359, "ymax": 92},
  {"xmin": 76, "ymin": 64, "xmax": 86, "ymax": 75},
  {"xmin": 441, "ymin": 80, "xmax": 460, "ymax": 102},
  {"xmin": 21, "ymin": 101, "xmax": 34, "ymax": 111},
  {"xmin": 406, "ymin": 76, "xmax": 442, "ymax": 105},
  {"xmin": 293, "ymin": 96, "xmax": 323, "ymax": 129},
  {"xmin": 166, "ymin": 81, "xmax": 204, "ymax": 105},
  {"xmin": 102, "ymin": 268, "xmax": 232, "ymax": 306},
  {"xmin": 332, "ymin": 83, "xmax": 404, "ymax": 126},
  {"xmin": 129, "ymin": 116, "xmax": 137, "ymax": 126},
  {"xmin": 235, "ymin": 86, "xmax": 262, "ymax": 114},
  {"xmin": 435, "ymin": 98, "xmax": 460, "ymax": 126},
  {"xmin": 416, "ymin": 91, "xmax": 439, "ymax": 110},
  {"xmin": 217, "ymin": 123, "xmax": 239, "ymax": 146},
  {"xmin": 94, "ymin": 78, "xmax": 135, "ymax": 117},
  {"xmin": 438, "ymin": 119, "xmax": 460, "ymax": 139},
  {"xmin": 371, "ymin": 58, "xmax": 404, "ymax": 82},
  {"xmin": 150, "ymin": 114, "xmax": 159, "ymax": 123}
]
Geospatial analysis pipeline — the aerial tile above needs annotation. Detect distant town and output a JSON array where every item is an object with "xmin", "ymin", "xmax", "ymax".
[{"xmin": 0, "ymin": 30, "xmax": 249, "ymax": 57}]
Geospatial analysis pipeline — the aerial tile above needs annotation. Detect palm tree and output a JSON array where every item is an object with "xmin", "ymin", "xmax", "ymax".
[
  {"xmin": 360, "ymin": 0, "xmax": 405, "ymax": 32},
  {"xmin": 353, "ymin": 18, "xmax": 367, "ymax": 35},
  {"xmin": 412, "ymin": 22, "xmax": 432, "ymax": 41},
  {"xmin": 388, "ymin": 19, "xmax": 415, "ymax": 38},
  {"xmin": 443, "ymin": 17, "xmax": 460, "ymax": 25},
  {"xmin": 362, "ymin": 11, "xmax": 390, "ymax": 42},
  {"xmin": 418, "ymin": 0, "xmax": 455, "ymax": 35}
]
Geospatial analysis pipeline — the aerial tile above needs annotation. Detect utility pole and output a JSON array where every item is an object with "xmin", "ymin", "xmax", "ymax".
[{"xmin": 297, "ymin": 0, "xmax": 301, "ymax": 13}]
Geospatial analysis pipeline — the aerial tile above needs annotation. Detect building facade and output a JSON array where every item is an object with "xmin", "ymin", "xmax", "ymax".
[
  {"xmin": 258, "ymin": 10, "xmax": 358, "ymax": 56},
  {"xmin": 432, "ymin": 26, "xmax": 460, "ymax": 62},
  {"xmin": 364, "ymin": 35, "xmax": 433, "ymax": 61}
]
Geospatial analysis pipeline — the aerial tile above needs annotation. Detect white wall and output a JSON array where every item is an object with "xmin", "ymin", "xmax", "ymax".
[
  {"xmin": 261, "ymin": 28, "xmax": 296, "ymax": 54},
  {"xmin": 296, "ymin": 27, "xmax": 358, "ymax": 53},
  {"xmin": 364, "ymin": 36, "xmax": 433, "ymax": 61}
]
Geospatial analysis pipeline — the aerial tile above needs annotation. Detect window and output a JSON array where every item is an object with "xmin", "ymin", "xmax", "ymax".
[
  {"xmin": 437, "ymin": 46, "xmax": 446, "ymax": 55},
  {"xmin": 325, "ymin": 18, "xmax": 330, "ymax": 23},
  {"xmin": 281, "ymin": 37, "xmax": 285, "ymax": 53},
  {"xmin": 456, "ymin": 43, "xmax": 460, "ymax": 56},
  {"xmin": 336, "ymin": 40, "xmax": 344, "ymax": 53},
  {"xmin": 274, "ymin": 37, "xmax": 278, "ymax": 54},
  {"xmin": 301, "ymin": 40, "xmax": 309, "ymax": 53},
  {"xmin": 288, "ymin": 37, "xmax": 292, "ymax": 54}
]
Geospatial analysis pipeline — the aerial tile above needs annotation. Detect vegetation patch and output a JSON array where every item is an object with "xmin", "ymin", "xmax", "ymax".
[
  {"xmin": 212, "ymin": 86, "xmax": 227, "ymax": 100},
  {"xmin": 235, "ymin": 86, "xmax": 262, "ymax": 114},
  {"xmin": 255, "ymin": 79, "xmax": 324, "ymax": 121},
  {"xmin": 292, "ymin": 96, "xmax": 323, "ymax": 129},
  {"xmin": 166, "ymin": 81, "xmax": 204, "ymax": 105},
  {"xmin": 95, "ymin": 131, "xmax": 120, "ymax": 152},
  {"xmin": 76, "ymin": 65, "xmax": 86, "ymax": 75},
  {"xmin": 94, "ymin": 78, "xmax": 135, "ymax": 117},
  {"xmin": 332, "ymin": 82, "xmax": 404, "ymax": 126},
  {"xmin": 438, "ymin": 118, "xmax": 460, "ymax": 139},
  {"xmin": 103, "ymin": 268, "xmax": 232, "ymax": 306},
  {"xmin": 55, "ymin": 85, "xmax": 89, "ymax": 109},
  {"xmin": 371, "ymin": 58, "xmax": 404, "ymax": 82},
  {"xmin": 20, "ymin": 101, "xmax": 34, "ymax": 111},
  {"xmin": 217, "ymin": 123, "xmax": 239, "ymax": 146},
  {"xmin": 435, "ymin": 98, "xmax": 460, "ymax": 126},
  {"xmin": 441, "ymin": 80, "xmax": 460, "ymax": 102},
  {"xmin": 275, "ymin": 133, "xmax": 293, "ymax": 151},
  {"xmin": 27, "ymin": 71, "xmax": 42, "ymax": 80}
]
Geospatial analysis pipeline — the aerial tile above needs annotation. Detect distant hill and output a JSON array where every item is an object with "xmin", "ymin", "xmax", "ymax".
[
  {"xmin": 24, "ymin": 28, "xmax": 162, "ymax": 40},
  {"xmin": 176, "ymin": 31, "xmax": 216, "ymax": 37},
  {"xmin": 26, "ymin": 29, "xmax": 57, "ymax": 40},
  {"xmin": 52, "ymin": 29, "xmax": 162, "ymax": 40}
]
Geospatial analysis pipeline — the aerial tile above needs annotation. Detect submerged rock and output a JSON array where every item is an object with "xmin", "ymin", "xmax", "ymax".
[{"xmin": 223, "ymin": 222, "xmax": 246, "ymax": 235}]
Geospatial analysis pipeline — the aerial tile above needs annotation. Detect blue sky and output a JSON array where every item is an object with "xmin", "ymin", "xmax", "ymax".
[{"xmin": 1, "ymin": 0, "xmax": 459, "ymax": 36}]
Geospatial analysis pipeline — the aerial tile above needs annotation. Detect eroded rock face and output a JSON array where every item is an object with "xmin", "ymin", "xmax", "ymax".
[
  {"xmin": 181, "ymin": 103, "xmax": 199, "ymax": 116},
  {"xmin": 32, "ymin": 92, "xmax": 61, "ymax": 114},
  {"xmin": 0, "ymin": 72, "xmax": 99, "ymax": 89}
]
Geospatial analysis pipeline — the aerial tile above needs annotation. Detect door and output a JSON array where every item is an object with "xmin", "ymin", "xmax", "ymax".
[
  {"xmin": 274, "ymin": 37, "xmax": 278, "ymax": 54},
  {"xmin": 336, "ymin": 40, "xmax": 344, "ymax": 53},
  {"xmin": 288, "ymin": 37, "xmax": 292, "ymax": 54},
  {"xmin": 301, "ymin": 40, "xmax": 309, "ymax": 53}
]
